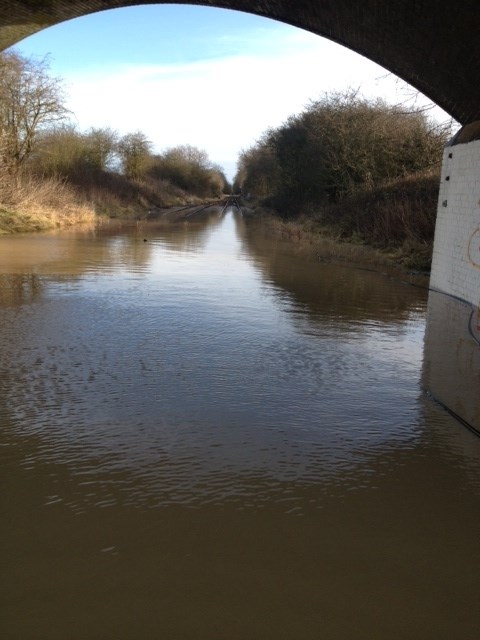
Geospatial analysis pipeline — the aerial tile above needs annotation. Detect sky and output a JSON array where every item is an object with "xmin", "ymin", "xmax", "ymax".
[{"xmin": 12, "ymin": 4, "xmax": 453, "ymax": 181}]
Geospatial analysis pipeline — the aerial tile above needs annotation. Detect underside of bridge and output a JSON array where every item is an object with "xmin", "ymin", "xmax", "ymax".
[{"xmin": 1, "ymin": 1, "xmax": 479, "ymax": 125}]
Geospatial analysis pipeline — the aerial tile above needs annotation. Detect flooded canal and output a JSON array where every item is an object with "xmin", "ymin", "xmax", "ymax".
[{"xmin": 1, "ymin": 210, "xmax": 479, "ymax": 639}]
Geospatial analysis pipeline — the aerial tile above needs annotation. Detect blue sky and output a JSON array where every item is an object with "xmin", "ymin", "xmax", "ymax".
[{"xmin": 13, "ymin": 4, "xmax": 452, "ymax": 181}]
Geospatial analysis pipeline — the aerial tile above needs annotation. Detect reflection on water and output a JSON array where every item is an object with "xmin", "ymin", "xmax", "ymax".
[
  {"xmin": 423, "ymin": 290, "xmax": 480, "ymax": 435},
  {"xmin": 1, "ymin": 212, "xmax": 479, "ymax": 639}
]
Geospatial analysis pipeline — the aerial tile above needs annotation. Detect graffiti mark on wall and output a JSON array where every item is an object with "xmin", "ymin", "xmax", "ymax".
[
  {"xmin": 471, "ymin": 303, "xmax": 480, "ymax": 346},
  {"xmin": 467, "ymin": 226, "xmax": 480, "ymax": 268}
]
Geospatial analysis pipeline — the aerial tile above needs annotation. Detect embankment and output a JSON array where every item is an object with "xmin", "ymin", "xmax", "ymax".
[
  {"xmin": 243, "ymin": 171, "xmax": 440, "ymax": 274},
  {"xmin": 0, "ymin": 176, "xmax": 97, "ymax": 234}
]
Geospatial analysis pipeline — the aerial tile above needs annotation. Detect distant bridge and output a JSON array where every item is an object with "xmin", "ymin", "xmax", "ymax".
[{"xmin": 1, "ymin": 1, "xmax": 479, "ymax": 305}]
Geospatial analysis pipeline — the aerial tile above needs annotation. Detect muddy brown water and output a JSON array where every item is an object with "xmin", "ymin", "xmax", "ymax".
[{"xmin": 1, "ymin": 211, "xmax": 479, "ymax": 639}]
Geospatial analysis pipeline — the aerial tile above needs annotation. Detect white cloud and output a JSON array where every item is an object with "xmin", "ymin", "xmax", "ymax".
[{"xmin": 64, "ymin": 32, "xmax": 451, "ymax": 181}]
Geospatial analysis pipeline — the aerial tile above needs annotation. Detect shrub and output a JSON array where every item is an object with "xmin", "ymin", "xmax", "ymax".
[{"xmin": 235, "ymin": 90, "xmax": 450, "ymax": 214}]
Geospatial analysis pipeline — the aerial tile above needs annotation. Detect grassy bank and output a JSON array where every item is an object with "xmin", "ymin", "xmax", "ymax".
[
  {"xmin": 65, "ymin": 169, "xmax": 208, "ymax": 219},
  {"xmin": 0, "ymin": 175, "xmax": 97, "ymax": 234},
  {"xmin": 250, "ymin": 214, "xmax": 394, "ymax": 266},
  {"xmin": 246, "ymin": 171, "xmax": 440, "ymax": 274},
  {"xmin": 0, "ymin": 170, "xmax": 212, "ymax": 235}
]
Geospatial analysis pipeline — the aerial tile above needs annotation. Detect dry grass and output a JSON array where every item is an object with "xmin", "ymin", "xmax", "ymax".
[
  {"xmin": 66, "ymin": 170, "xmax": 201, "ymax": 218},
  {"xmin": 250, "ymin": 170, "xmax": 440, "ymax": 272},
  {"xmin": 0, "ymin": 174, "xmax": 97, "ymax": 234},
  {"xmin": 0, "ymin": 168, "xmax": 213, "ymax": 235},
  {"xmin": 316, "ymin": 171, "xmax": 439, "ymax": 270},
  {"xmin": 320, "ymin": 172, "xmax": 439, "ymax": 243},
  {"xmin": 257, "ymin": 215, "xmax": 394, "ymax": 268}
]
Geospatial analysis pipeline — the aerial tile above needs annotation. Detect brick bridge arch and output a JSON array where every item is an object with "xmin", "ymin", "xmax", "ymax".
[{"xmin": 1, "ymin": 1, "xmax": 479, "ymax": 125}]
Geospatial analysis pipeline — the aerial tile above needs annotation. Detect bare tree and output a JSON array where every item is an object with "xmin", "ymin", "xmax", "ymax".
[
  {"xmin": 0, "ymin": 50, "xmax": 69, "ymax": 176},
  {"xmin": 117, "ymin": 131, "xmax": 152, "ymax": 179},
  {"xmin": 83, "ymin": 127, "xmax": 118, "ymax": 171}
]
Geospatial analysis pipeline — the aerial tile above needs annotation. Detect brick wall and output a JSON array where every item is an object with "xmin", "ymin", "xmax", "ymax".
[{"xmin": 430, "ymin": 139, "xmax": 480, "ymax": 308}]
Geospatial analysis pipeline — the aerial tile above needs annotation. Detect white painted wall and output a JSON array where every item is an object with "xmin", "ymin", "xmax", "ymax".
[{"xmin": 430, "ymin": 139, "xmax": 480, "ymax": 307}]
